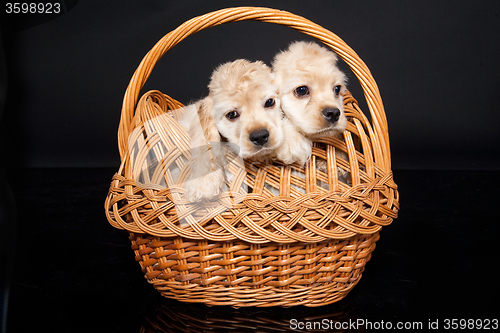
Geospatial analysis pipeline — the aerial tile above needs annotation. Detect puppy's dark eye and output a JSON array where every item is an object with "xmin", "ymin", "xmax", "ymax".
[
  {"xmin": 225, "ymin": 110, "xmax": 240, "ymax": 120},
  {"xmin": 294, "ymin": 86, "xmax": 309, "ymax": 97},
  {"xmin": 334, "ymin": 85, "xmax": 342, "ymax": 95},
  {"xmin": 264, "ymin": 98, "xmax": 275, "ymax": 108}
]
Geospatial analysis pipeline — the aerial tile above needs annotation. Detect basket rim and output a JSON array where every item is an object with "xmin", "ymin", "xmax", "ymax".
[
  {"xmin": 105, "ymin": 169, "xmax": 399, "ymax": 242},
  {"xmin": 117, "ymin": 6, "xmax": 392, "ymax": 172}
]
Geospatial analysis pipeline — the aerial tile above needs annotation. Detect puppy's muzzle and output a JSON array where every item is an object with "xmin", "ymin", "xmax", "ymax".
[
  {"xmin": 249, "ymin": 129, "xmax": 270, "ymax": 146},
  {"xmin": 322, "ymin": 107, "xmax": 341, "ymax": 123}
]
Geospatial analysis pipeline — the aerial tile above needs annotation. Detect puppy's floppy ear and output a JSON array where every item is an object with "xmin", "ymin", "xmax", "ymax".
[
  {"xmin": 196, "ymin": 97, "xmax": 220, "ymax": 144},
  {"xmin": 178, "ymin": 103, "xmax": 197, "ymax": 132},
  {"xmin": 270, "ymin": 67, "xmax": 285, "ymax": 94},
  {"xmin": 182, "ymin": 97, "xmax": 226, "ymax": 202},
  {"xmin": 182, "ymin": 97, "xmax": 220, "ymax": 148}
]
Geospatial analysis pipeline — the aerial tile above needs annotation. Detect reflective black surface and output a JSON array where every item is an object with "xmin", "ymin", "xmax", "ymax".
[{"xmin": 4, "ymin": 168, "xmax": 499, "ymax": 332}]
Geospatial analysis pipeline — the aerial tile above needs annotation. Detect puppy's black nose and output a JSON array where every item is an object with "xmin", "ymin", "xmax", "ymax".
[
  {"xmin": 249, "ymin": 129, "xmax": 270, "ymax": 146},
  {"xmin": 322, "ymin": 107, "xmax": 341, "ymax": 123}
]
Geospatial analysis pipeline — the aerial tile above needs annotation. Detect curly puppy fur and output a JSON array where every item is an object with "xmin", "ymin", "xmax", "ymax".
[
  {"xmin": 272, "ymin": 41, "xmax": 349, "ymax": 175},
  {"xmin": 181, "ymin": 59, "xmax": 309, "ymax": 202}
]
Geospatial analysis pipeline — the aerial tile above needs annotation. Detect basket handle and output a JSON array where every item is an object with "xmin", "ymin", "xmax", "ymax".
[{"xmin": 118, "ymin": 7, "xmax": 392, "ymax": 171}]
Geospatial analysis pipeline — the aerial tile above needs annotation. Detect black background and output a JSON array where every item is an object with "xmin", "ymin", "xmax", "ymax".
[
  {"xmin": 1, "ymin": 1, "xmax": 499, "ymax": 332},
  {"xmin": 0, "ymin": 0, "xmax": 499, "ymax": 169}
]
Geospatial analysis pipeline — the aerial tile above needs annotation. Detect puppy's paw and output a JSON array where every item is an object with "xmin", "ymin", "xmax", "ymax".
[
  {"xmin": 184, "ymin": 169, "xmax": 225, "ymax": 202},
  {"xmin": 276, "ymin": 136, "xmax": 312, "ymax": 165},
  {"xmin": 275, "ymin": 147, "xmax": 294, "ymax": 165},
  {"xmin": 292, "ymin": 138, "xmax": 313, "ymax": 165}
]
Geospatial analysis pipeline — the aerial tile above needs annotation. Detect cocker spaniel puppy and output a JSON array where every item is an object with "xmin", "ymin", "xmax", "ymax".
[
  {"xmin": 181, "ymin": 59, "xmax": 309, "ymax": 202},
  {"xmin": 272, "ymin": 41, "xmax": 349, "ymax": 179}
]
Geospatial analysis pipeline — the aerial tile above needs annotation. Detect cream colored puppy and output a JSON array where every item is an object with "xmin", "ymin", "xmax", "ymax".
[
  {"xmin": 272, "ymin": 41, "xmax": 348, "ymax": 140},
  {"xmin": 272, "ymin": 41, "xmax": 349, "ymax": 175},
  {"xmin": 181, "ymin": 59, "xmax": 305, "ymax": 202}
]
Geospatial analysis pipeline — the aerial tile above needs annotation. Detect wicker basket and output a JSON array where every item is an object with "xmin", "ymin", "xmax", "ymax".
[{"xmin": 105, "ymin": 7, "xmax": 399, "ymax": 307}]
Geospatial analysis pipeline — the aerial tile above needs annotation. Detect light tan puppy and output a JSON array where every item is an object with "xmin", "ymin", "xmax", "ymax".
[
  {"xmin": 272, "ymin": 41, "xmax": 349, "ymax": 175},
  {"xmin": 181, "ymin": 59, "xmax": 306, "ymax": 202}
]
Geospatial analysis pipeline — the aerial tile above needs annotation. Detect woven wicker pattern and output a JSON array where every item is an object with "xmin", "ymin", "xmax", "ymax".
[
  {"xmin": 105, "ymin": 7, "xmax": 399, "ymax": 307},
  {"xmin": 129, "ymin": 232, "xmax": 379, "ymax": 307}
]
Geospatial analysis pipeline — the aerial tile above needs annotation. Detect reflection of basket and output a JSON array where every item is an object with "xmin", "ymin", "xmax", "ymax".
[
  {"xmin": 141, "ymin": 301, "xmax": 360, "ymax": 332},
  {"xmin": 105, "ymin": 7, "xmax": 399, "ymax": 307}
]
